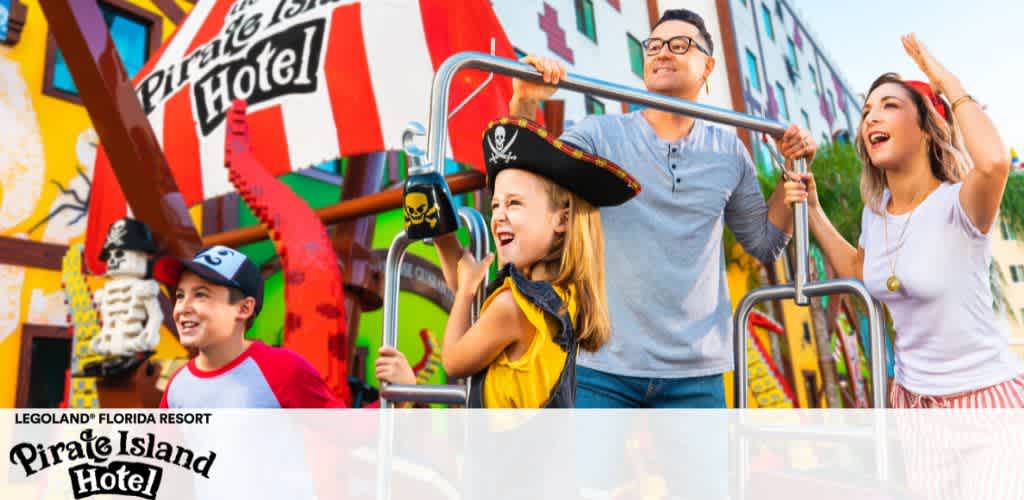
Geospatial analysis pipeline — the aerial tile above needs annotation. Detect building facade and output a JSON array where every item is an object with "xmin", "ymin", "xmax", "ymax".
[
  {"xmin": 491, "ymin": 0, "xmax": 740, "ymax": 125},
  {"xmin": 725, "ymin": 0, "xmax": 861, "ymax": 173},
  {"xmin": 491, "ymin": 0, "xmax": 654, "ymax": 121},
  {"xmin": 0, "ymin": 0, "xmax": 194, "ymax": 408},
  {"xmin": 993, "ymin": 218, "xmax": 1024, "ymax": 359}
]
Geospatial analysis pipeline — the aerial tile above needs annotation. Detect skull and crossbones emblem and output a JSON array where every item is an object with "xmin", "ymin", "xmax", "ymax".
[
  {"xmin": 404, "ymin": 192, "xmax": 439, "ymax": 228},
  {"xmin": 487, "ymin": 126, "xmax": 518, "ymax": 163},
  {"xmin": 106, "ymin": 220, "xmax": 127, "ymax": 248}
]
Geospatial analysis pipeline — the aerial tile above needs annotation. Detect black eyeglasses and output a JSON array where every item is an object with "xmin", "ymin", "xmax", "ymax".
[{"xmin": 642, "ymin": 36, "xmax": 711, "ymax": 57}]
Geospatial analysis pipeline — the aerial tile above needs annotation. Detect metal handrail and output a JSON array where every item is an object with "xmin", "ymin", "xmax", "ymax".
[
  {"xmin": 734, "ymin": 280, "xmax": 887, "ymax": 408},
  {"xmin": 379, "ymin": 384, "xmax": 468, "ymax": 405},
  {"xmin": 379, "ymin": 206, "xmax": 490, "ymax": 408},
  {"xmin": 418, "ymin": 52, "xmax": 788, "ymax": 179}
]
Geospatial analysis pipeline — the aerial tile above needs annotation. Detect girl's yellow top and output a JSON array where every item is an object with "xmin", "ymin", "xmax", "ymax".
[{"xmin": 479, "ymin": 276, "xmax": 577, "ymax": 408}]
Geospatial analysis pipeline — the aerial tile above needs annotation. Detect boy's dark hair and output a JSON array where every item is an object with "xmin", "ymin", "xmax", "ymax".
[
  {"xmin": 227, "ymin": 287, "xmax": 257, "ymax": 331},
  {"xmin": 653, "ymin": 9, "xmax": 714, "ymax": 56}
]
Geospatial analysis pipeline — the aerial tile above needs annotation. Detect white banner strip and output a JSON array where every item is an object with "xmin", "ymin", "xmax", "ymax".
[{"xmin": 3, "ymin": 410, "xmax": 1023, "ymax": 499}]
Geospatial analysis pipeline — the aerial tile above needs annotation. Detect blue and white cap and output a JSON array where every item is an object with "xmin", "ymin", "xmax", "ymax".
[{"xmin": 154, "ymin": 246, "xmax": 264, "ymax": 315}]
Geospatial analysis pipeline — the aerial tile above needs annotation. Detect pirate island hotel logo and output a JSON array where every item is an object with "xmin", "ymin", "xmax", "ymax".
[{"xmin": 9, "ymin": 429, "xmax": 215, "ymax": 499}]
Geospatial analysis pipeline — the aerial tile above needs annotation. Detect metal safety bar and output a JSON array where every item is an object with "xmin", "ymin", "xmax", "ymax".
[
  {"xmin": 379, "ymin": 206, "xmax": 490, "ymax": 408},
  {"xmin": 760, "ymin": 139, "xmax": 818, "ymax": 307},
  {"xmin": 416, "ymin": 51, "xmax": 789, "ymax": 176},
  {"xmin": 782, "ymin": 157, "xmax": 810, "ymax": 306},
  {"xmin": 733, "ymin": 281, "xmax": 891, "ymax": 491},
  {"xmin": 734, "ymin": 280, "xmax": 887, "ymax": 409}
]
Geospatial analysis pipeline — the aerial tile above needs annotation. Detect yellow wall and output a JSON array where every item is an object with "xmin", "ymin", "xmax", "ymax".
[
  {"xmin": 0, "ymin": 1, "xmax": 193, "ymax": 408},
  {"xmin": 722, "ymin": 263, "xmax": 746, "ymax": 407},
  {"xmin": 769, "ymin": 258, "xmax": 825, "ymax": 408},
  {"xmin": 991, "ymin": 223, "xmax": 1024, "ymax": 360}
]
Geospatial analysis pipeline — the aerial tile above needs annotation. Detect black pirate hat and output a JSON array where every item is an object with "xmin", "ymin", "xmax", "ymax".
[
  {"xmin": 99, "ymin": 218, "xmax": 158, "ymax": 261},
  {"xmin": 482, "ymin": 117, "xmax": 640, "ymax": 206}
]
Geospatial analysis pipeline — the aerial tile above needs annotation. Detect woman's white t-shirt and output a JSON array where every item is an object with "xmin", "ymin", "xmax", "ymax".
[{"xmin": 860, "ymin": 182, "xmax": 1022, "ymax": 396}]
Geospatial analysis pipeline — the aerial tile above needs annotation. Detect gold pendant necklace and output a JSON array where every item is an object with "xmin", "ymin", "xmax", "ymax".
[
  {"xmin": 883, "ymin": 209, "xmax": 913, "ymax": 292},
  {"xmin": 886, "ymin": 275, "xmax": 901, "ymax": 292},
  {"xmin": 882, "ymin": 186, "xmax": 932, "ymax": 292}
]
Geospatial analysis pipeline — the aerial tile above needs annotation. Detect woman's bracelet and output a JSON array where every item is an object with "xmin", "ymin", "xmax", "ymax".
[{"xmin": 949, "ymin": 94, "xmax": 975, "ymax": 113}]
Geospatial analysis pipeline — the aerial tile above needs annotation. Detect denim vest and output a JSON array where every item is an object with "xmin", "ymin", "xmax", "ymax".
[{"xmin": 468, "ymin": 264, "xmax": 578, "ymax": 408}]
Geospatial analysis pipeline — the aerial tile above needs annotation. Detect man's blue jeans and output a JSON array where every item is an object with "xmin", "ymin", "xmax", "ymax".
[
  {"xmin": 574, "ymin": 365, "xmax": 730, "ymax": 499},
  {"xmin": 576, "ymin": 365, "xmax": 727, "ymax": 408}
]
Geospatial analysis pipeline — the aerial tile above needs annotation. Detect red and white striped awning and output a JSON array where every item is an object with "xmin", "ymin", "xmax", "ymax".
[{"xmin": 86, "ymin": 0, "xmax": 516, "ymax": 271}]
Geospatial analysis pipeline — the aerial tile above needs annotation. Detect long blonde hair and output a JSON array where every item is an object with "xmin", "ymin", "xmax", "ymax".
[
  {"xmin": 535, "ymin": 179, "xmax": 610, "ymax": 352},
  {"xmin": 856, "ymin": 72, "xmax": 972, "ymax": 214}
]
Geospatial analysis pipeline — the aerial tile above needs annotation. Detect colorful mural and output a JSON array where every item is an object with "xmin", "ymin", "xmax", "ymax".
[
  {"xmin": 747, "ymin": 313, "xmax": 797, "ymax": 408},
  {"xmin": 0, "ymin": 48, "xmax": 44, "ymax": 233},
  {"xmin": 0, "ymin": 0, "xmax": 193, "ymax": 408},
  {"xmin": 33, "ymin": 128, "xmax": 96, "ymax": 243}
]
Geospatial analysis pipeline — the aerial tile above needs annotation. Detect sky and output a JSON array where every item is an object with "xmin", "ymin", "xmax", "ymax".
[{"xmin": 789, "ymin": 0, "xmax": 1024, "ymax": 152}]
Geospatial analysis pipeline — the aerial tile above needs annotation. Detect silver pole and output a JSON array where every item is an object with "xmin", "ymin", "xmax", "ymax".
[
  {"xmin": 380, "ymin": 231, "xmax": 412, "ymax": 409},
  {"xmin": 376, "ymin": 404, "xmax": 394, "ymax": 500},
  {"xmin": 379, "ymin": 384, "xmax": 468, "ymax": 405},
  {"xmin": 458, "ymin": 206, "xmax": 490, "ymax": 324},
  {"xmin": 378, "ymin": 208, "xmax": 490, "ymax": 407},
  {"xmin": 792, "ymin": 158, "xmax": 809, "ymax": 305},
  {"xmin": 736, "ymin": 415, "xmax": 890, "ymax": 488},
  {"xmin": 738, "ymin": 422, "xmax": 750, "ymax": 500},
  {"xmin": 874, "ymin": 411, "xmax": 890, "ymax": 482},
  {"xmin": 844, "ymin": 285, "xmax": 888, "ymax": 408},
  {"xmin": 417, "ymin": 52, "xmax": 789, "ymax": 174},
  {"xmin": 740, "ymin": 424, "xmax": 874, "ymax": 441}
]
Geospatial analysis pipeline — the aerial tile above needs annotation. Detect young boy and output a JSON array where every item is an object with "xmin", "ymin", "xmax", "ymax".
[{"xmin": 154, "ymin": 245, "xmax": 343, "ymax": 408}]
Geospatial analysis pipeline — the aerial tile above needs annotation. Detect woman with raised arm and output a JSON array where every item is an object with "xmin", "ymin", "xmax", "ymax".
[{"xmin": 785, "ymin": 34, "xmax": 1023, "ymax": 408}]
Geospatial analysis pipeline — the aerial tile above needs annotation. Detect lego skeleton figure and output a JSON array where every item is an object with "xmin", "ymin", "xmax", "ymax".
[{"xmin": 88, "ymin": 219, "xmax": 162, "ymax": 372}]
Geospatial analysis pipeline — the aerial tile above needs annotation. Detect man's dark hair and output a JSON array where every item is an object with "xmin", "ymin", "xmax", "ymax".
[
  {"xmin": 653, "ymin": 9, "xmax": 714, "ymax": 56},
  {"xmin": 227, "ymin": 287, "xmax": 257, "ymax": 331}
]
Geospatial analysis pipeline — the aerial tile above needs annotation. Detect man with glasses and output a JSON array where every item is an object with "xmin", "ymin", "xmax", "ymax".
[{"xmin": 509, "ymin": 8, "xmax": 817, "ymax": 409}]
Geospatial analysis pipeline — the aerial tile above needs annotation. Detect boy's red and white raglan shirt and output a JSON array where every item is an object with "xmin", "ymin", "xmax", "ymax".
[{"xmin": 161, "ymin": 340, "xmax": 344, "ymax": 408}]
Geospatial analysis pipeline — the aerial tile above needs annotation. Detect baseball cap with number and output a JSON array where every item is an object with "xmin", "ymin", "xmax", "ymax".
[{"xmin": 154, "ymin": 246, "xmax": 264, "ymax": 315}]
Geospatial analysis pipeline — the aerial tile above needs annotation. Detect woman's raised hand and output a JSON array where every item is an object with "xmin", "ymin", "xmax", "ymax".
[{"xmin": 901, "ymin": 34, "xmax": 961, "ymax": 96}]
